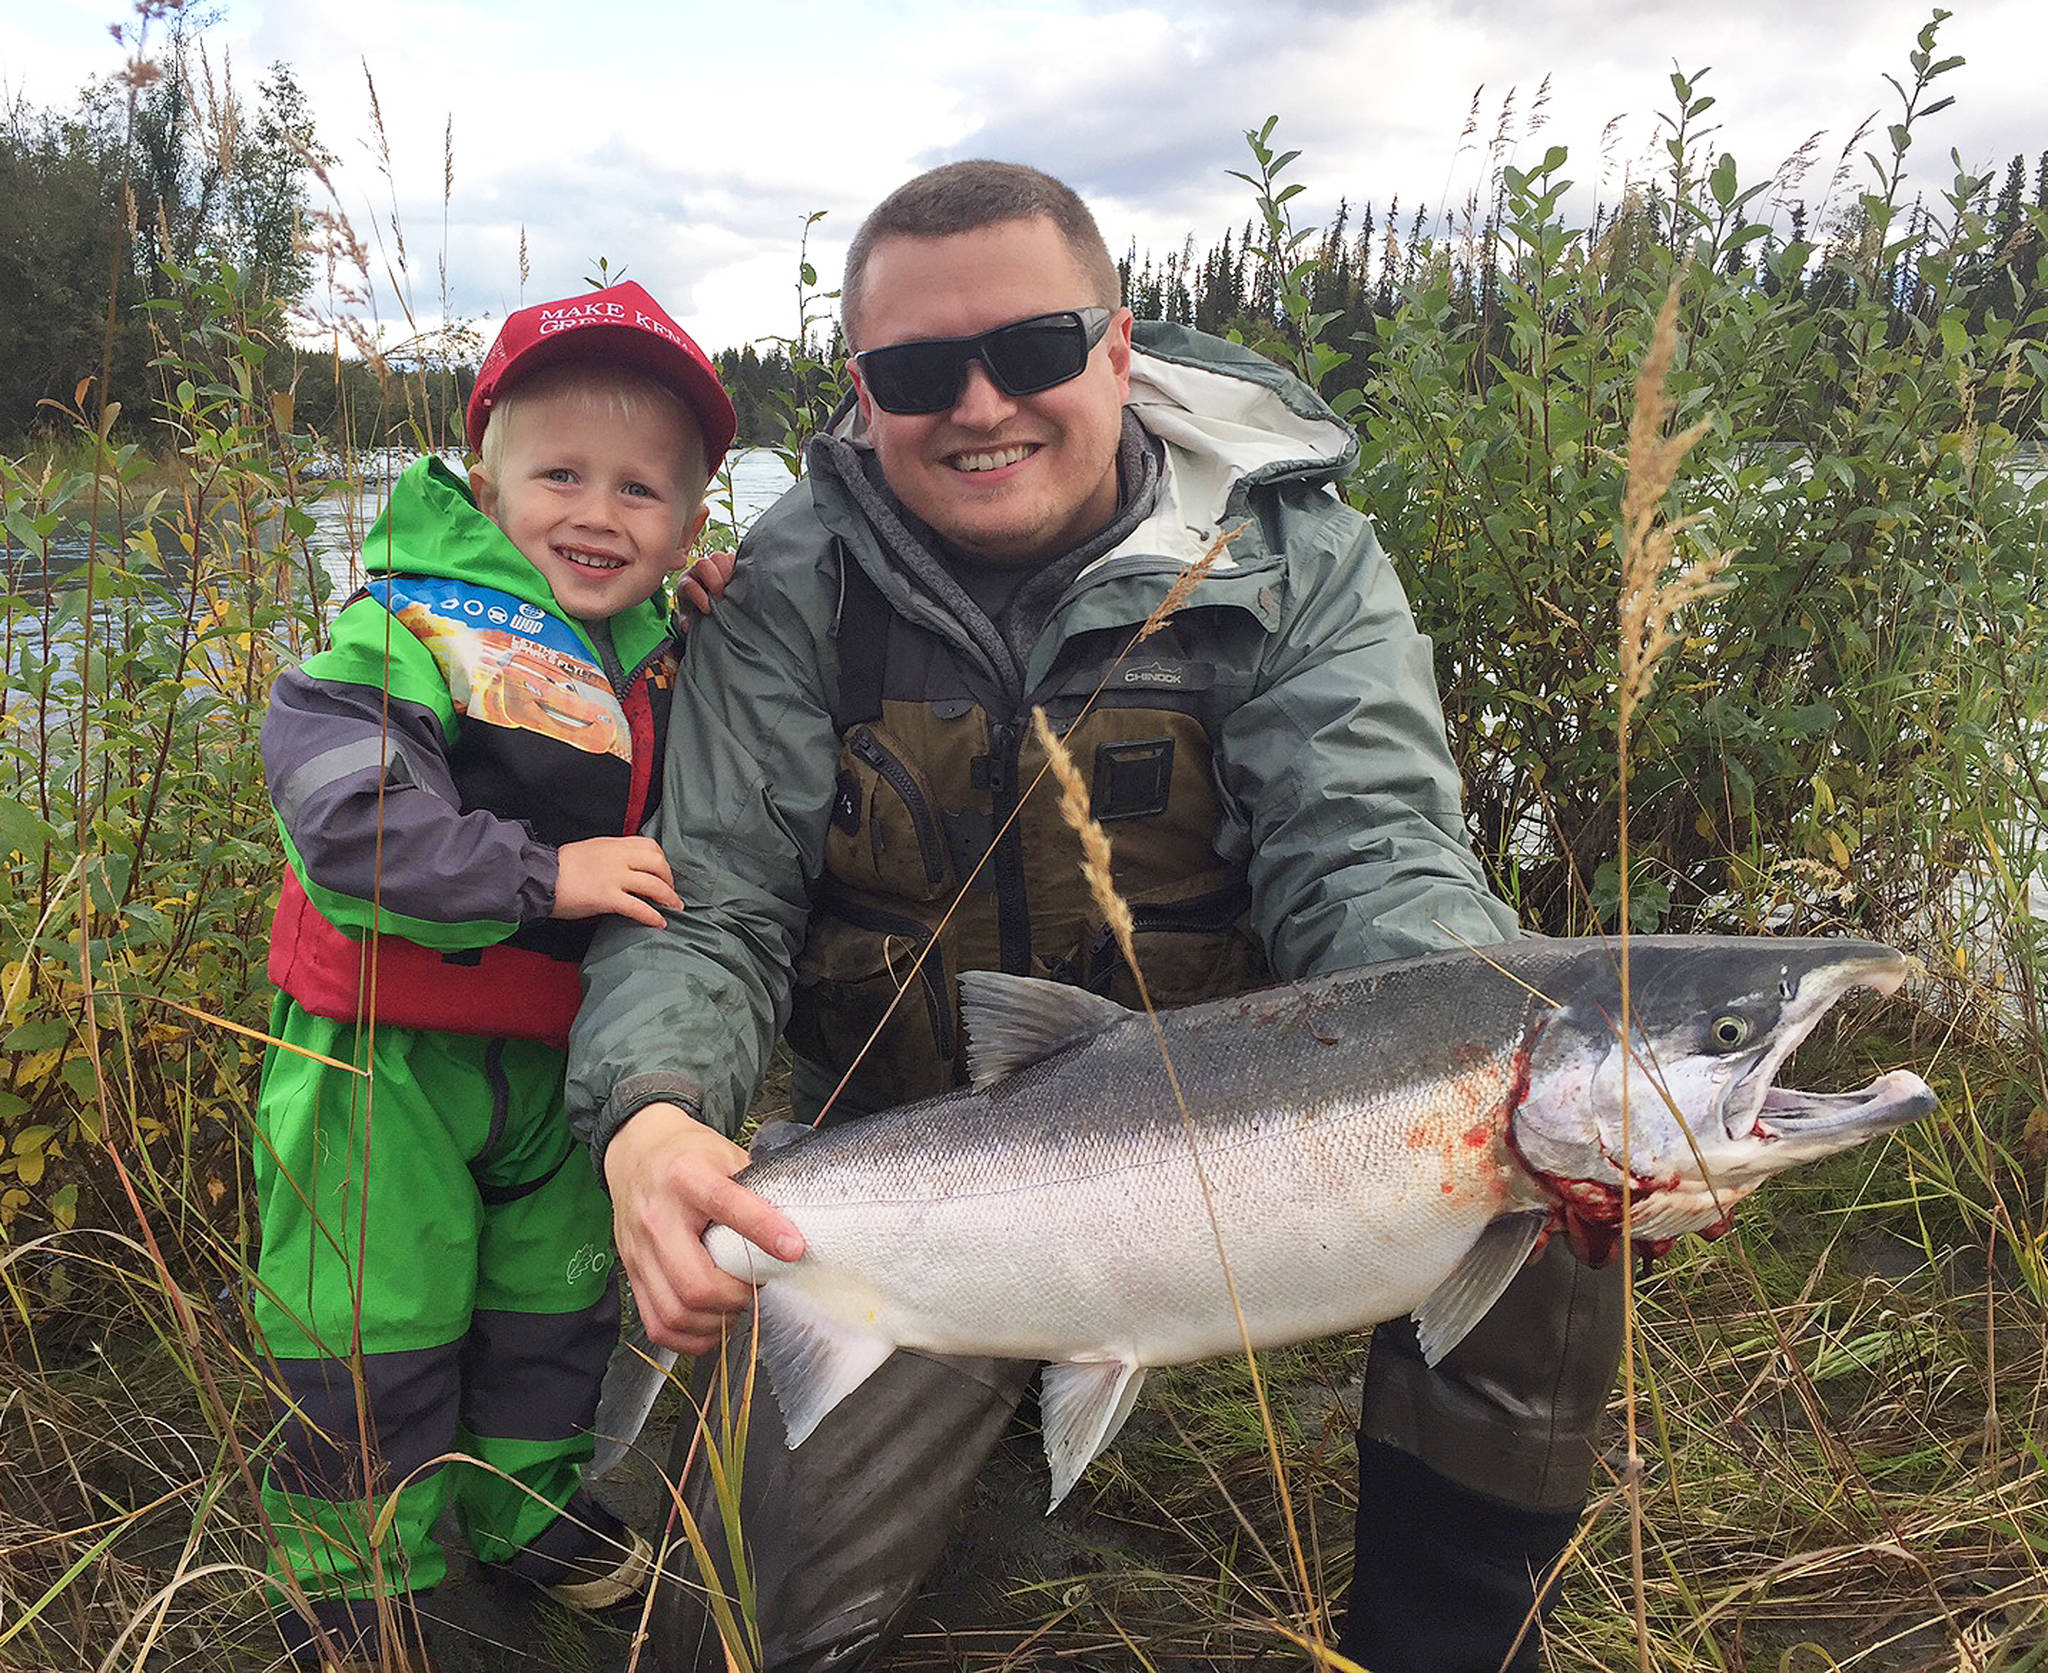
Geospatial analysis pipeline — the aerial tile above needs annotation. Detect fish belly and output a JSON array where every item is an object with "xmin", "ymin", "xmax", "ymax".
[{"xmin": 746, "ymin": 1103, "xmax": 1512, "ymax": 1367}]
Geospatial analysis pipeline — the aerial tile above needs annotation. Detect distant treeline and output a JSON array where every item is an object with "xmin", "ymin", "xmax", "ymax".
[
  {"xmin": 5, "ymin": 30, "xmax": 2047, "ymax": 456},
  {"xmin": 1, "ymin": 38, "xmax": 330, "ymax": 448},
  {"xmin": 261, "ymin": 143, "xmax": 2048, "ymax": 458},
  {"xmin": 1119, "ymin": 153, "xmax": 2048, "ymax": 423}
]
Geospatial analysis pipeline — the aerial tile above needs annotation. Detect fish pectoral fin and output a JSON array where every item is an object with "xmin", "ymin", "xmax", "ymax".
[
  {"xmin": 749, "ymin": 1285, "xmax": 896, "ymax": 1449},
  {"xmin": 1413, "ymin": 1211, "xmax": 1548, "ymax": 1366},
  {"xmin": 1038, "ymin": 1357, "xmax": 1147, "ymax": 1513},
  {"xmin": 959, "ymin": 971, "xmax": 1131, "ymax": 1087}
]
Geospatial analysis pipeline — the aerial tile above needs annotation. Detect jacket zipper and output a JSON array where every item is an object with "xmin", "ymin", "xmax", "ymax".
[
  {"xmin": 600, "ymin": 626, "xmax": 674, "ymax": 836},
  {"xmin": 984, "ymin": 719, "xmax": 1032, "ymax": 975},
  {"xmin": 850, "ymin": 728, "xmax": 947, "ymax": 885},
  {"xmin": 1086, "ymin": 880, "xmax": 1254, "ymax": 991}
]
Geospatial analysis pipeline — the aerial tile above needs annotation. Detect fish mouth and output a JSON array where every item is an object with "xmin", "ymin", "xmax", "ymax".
[
  {"xmin": 1750, "ymin": 1071, "xmax": 1938, "ymax": 1142},
  {"xmin": 1720, "ymin": 947, "xmax": 1928, "ymax": 1144}
]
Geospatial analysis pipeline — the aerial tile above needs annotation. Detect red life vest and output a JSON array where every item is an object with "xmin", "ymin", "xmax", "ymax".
[
  {"xmin": 268, "ymin": 868, "xmax": 587, "ymax": 1048},
  {"xmin": 266, "ymin": 571, "xmax": 676, "ymax": 1048}
]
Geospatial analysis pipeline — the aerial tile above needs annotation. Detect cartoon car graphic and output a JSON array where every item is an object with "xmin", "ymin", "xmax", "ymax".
[{"xmin": 396, "ymin": 602, "xmax": 630, "ymax": 759}]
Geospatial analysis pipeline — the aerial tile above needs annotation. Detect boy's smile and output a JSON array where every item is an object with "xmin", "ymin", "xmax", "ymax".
[{"xmin": 471, "ymin": 383, "xmax": 709, "ymax": 621}]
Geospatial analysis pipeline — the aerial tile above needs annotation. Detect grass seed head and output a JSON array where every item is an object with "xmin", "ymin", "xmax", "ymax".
[
  {"xmin": 1617, "ymin": 266, "xmax": 1733, "ymax": 733},
  {"xmin": 1032, "ymin": 706, "xmax": 1136, "ymax": 972}
]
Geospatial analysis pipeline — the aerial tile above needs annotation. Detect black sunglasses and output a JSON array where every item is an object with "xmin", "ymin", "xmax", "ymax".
[{"xmin": 854, "ymin": 308, "xmax": 1115, "ymax": 415}]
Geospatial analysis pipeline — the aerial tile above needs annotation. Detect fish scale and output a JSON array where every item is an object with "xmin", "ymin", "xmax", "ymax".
[{"xmin": 687, "ymin": 935, "xmax": 1937, "ymax": 1508}]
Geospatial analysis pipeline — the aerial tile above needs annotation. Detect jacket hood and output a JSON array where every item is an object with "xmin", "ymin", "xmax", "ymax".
[
  {"xmin": 821, "ymin": 321, "xmax": 1359, "ymax": 574},
  {"xmin": 362, "ymin": 457, "xmax": 534, "ymax": 588},
  {"xmin": 1121, "ymin": 320, "xmax": 1358, "ymax": 568}
]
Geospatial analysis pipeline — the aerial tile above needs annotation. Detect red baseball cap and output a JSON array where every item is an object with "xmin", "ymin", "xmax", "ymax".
[{"xmin": 465, "ymin": 279, "xmax": 737, "ymax": 469}]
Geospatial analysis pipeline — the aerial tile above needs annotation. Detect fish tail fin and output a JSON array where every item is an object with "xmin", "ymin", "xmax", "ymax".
[{"xmin": 751, "ymin": 1284, "xmax": 897, "ymax": 1447}]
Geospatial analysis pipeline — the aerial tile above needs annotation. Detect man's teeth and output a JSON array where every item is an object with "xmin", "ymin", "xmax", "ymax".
[
  {"xmin": 950, "ymin": 444, "xmax": 1034, "ymax": 473},
  {"xmin": 561, "ymin": 549, "xmax": 625, "ymax": 570}
]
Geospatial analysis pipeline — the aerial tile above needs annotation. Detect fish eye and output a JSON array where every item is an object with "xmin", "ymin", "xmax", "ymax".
[{"xmin": 1710, "ymin": 1014, "xmax": 1752, "ymax": 1050}]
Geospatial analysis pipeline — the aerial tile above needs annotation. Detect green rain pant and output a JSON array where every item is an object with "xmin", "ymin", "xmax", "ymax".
[{"xmin": 251, "ymin": 1000, "xmax": 623, "ymax": 1659}]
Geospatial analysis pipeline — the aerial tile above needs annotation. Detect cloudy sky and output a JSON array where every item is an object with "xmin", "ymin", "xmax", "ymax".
[{"xmin": 6, "ymin": 0, "xmax": 2044, "ymax": 356}]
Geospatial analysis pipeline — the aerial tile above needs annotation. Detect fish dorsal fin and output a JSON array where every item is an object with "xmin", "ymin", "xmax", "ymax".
[
  {"xmin": 1413, "ymin": 1212, "xmax": 1548, "ymax": 1366},
  {"xmin": 748, "ymin": 1283, "xmax": 896, "ymax": 1448},
  {"xmin": 960, "ymin": 971, "xmax": 1130, "ymax": 1088},
  {"xmin": 748, "ymin": 1118, "xmax": 812, "ymax": 1160},
  {"xmin": 1038, "ymin": 1357, "xmax": 1148, "ymax": 1511}
]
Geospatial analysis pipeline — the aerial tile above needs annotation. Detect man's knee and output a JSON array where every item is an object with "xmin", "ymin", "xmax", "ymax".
[
  {"xmin": 646, "ymin": 1339, "xmax": 1035, "ymax": 1671},
  {"xmin": 1361, "ymin": 1237, "xmax": 1627, "ymax": 1507}
]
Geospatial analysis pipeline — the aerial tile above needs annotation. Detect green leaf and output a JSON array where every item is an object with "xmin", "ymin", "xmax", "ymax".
[{"xmin": 4, "ymin": 1019, "xmax": 71, "ymax": 1053}]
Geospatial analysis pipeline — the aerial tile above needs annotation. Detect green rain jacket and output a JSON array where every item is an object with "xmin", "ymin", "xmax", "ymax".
[
  {"xmin": 567, "ymin": 321, "xmax": 1517, "ymax": 1154},
  {"xmin": 265, "ymin": 456, "xmax": 677, "ymax": 1046}
]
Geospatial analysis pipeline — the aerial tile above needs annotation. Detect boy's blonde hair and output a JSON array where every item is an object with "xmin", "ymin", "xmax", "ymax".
[{"xmin": 477, "ymin": 360, "xmax": 712, "ymax": 497}]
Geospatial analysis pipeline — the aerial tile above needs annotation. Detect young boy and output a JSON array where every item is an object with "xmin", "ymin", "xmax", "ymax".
[{"xmin": 251, "ymin": 280, "xmax": 736, "ymax": 1670}]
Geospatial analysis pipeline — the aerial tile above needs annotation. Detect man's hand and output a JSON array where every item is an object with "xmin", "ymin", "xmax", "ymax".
[
  {"xmin": 552, "ymin": 836, "xmax": 684, "ymax": 926},
  {"xmin": 604, "ymin": 1100, "xmax": 808, "ymax": 1355},
  {"xmin": 674, "ymin": 546, "xmax": 737, "ymax": 619}
]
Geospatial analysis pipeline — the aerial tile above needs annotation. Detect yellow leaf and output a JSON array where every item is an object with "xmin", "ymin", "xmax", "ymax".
[{"xmin": 1826, "ymin": 830, "xmax": 1851, "ymax": 870}]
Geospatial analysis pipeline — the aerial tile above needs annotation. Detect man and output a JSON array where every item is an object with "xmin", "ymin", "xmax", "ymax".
[{"xmin": 567, "ymin": 161, "xmax": 1624, "ymax": 1671}]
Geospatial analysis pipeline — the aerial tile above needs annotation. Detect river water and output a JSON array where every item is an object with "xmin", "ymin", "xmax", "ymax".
[{"xmin": 2, "ymin": 447, "xmax": 798, "ymax": 606}]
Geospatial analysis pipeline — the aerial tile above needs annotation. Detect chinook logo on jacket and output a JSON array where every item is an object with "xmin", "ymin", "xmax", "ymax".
[{"xmin": 369, "ymin": 577, "xmax": 631, "ymax": 761}]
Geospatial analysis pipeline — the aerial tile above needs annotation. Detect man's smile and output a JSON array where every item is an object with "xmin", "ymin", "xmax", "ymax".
[
  {"xmin": 946, "ymin": 443, "xmax": 1038, "ymax": 474},
  {"xmin": 556, "ymin": 545, "xmax": 628, "ymax": 571}
]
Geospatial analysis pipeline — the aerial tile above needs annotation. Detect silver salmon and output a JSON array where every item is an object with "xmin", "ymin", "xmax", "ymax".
[{"xmin": 695, "ymin": 935, "xmax": 1936, "ymax": 1507}]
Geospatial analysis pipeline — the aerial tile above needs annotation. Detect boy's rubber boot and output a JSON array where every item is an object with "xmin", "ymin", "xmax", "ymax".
[
  {"xmin": 1336, "ymin": 1437, "xmax": 1581, "ymax": 1673},
  {"xmin": 491, "ymin": 1489, "xmax": 653, "ymax": 1612},
  {"xmin": 547, "ymin": 1525, "xmax": 654, "ymax": 1610}
]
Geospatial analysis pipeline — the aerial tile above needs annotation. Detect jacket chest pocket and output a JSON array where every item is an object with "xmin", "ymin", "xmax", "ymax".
[{"xmin": 823, "ymin": 722, "xmax": 958, "ymax": 904}]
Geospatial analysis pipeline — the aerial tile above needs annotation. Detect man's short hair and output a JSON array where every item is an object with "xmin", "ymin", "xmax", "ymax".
[{"xmin": 841, "ymin": 160, "xmax": 1122, "ymax": 347}]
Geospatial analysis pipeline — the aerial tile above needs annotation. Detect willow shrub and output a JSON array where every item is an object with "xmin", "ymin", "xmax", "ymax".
[
  {"xmin": 0, "ymin": 254, "xmax": 334, "ymax": 1246},
  {"xmin": 1352, "ymin": 40, "xmax": 2048, "ymax": 1004}
]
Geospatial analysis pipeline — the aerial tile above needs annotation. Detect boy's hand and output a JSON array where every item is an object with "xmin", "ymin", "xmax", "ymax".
[
  {"xmin": 552, "ymin": 836, "xmax": 683, "ymax": 925},
  {"xmin": 604, "ymin": 1101, "xmax": 807, "ymax": 1355},
  {"xmin": 674, "ymin": 547, "xmax": 737, "ymax": 619}
]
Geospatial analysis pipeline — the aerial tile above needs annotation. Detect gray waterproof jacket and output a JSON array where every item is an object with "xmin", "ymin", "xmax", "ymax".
[{"xmin": 566, "ymin": 322, "xmax": 1517, "ymax": 1158}]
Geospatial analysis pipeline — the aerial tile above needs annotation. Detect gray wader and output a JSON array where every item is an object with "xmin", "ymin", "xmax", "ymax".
[
  {"xmin": 649, "ymin": 1331, "xmax": 1036, "ymax": 1671},
  {"xmin": 1343, "ymin": 1239, "xmax": 1627, "ymax": 1673}
]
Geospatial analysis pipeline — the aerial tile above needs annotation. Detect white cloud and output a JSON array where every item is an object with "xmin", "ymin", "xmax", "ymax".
[{"xmin": 7, "ymin": 0, "xmax": 2044, "ymax": 352}]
